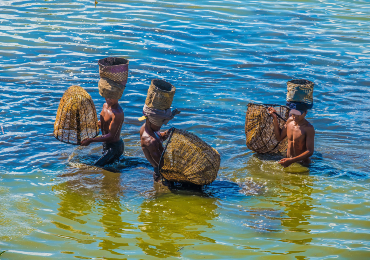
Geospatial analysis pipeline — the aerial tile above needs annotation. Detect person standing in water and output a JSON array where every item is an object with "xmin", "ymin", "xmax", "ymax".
[
  {"xmin": 81, "ymin": 77, "xmax": 125, "ymax": 167},
  {"xmin": 139, "ymin": 117, "xmax": 172, "ymax": 181},
  {"xmin": 139, "ymin": 79, "xmax": 180, "ymax": 182},
  {"xmin": 268, "ymin": 107, "xmax": 315, "ymax": 167},
  {"xmin": 268, "ymin": 79, "xmax": 315, "ymax": 168}
]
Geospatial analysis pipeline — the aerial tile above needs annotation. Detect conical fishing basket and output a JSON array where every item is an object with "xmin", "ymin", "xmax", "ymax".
[
  {"xmin": 145, "ymin": 79, "xmax": 175, "ymax": 110},
  {"xmin": 245, "ymin": 103, "xmax": 290, "ymax": 155},
  {"xmin": 159, "ymin": 128, "xmax": 220, "ymax": 186},
  {"xmin": 98, "ymin": 57, "xmax": 129, "ymax": 85},
  {"xmin": 54, "ymin": 85, "xmax": 99, "ymax": 145},
  {"xmin": 287, "ymin": 79, "xmax": 314, "ymax": 109}
]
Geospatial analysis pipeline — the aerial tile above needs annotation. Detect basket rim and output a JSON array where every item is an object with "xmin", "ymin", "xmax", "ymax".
[
  {"xmin": 287, "ymin": 79, "xmax": 314, "ymax": 85},
  {"xmin": 98, "ymin": 57, "xmax": 129, "ymax": 67},
  {"xmin": 247, "ymin": 102, "xmax": 289, "ymax": 108},
  {"xmin": 151, "ymin": 79, "xmax": 176, "ymax": 93},
  {"xmin": 53, "ymin": 131, "xmax": 99, "ymax": 145}
]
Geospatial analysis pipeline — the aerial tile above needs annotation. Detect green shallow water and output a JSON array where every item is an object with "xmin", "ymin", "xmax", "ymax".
[
  {"xmin": 1, "ymin": 155, "xmax": 369, "ymax": 259},
  {"xmin": 1, "ymin": 0, "xmax": 370, "ymax": 259}
]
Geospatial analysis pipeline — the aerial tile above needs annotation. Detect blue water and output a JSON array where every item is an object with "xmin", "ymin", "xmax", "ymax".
[{"xmin": 1, "ymin": 0, "xmax": 370, "ymax": 259}]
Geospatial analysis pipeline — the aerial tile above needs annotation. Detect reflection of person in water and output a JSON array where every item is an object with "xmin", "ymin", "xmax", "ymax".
[
  {"xmin": 137, "ymin": 194, "xmax": 218, "ymax": 258},
  {"xmin": 279, "ymin": 174, "xmax": 314, "ymax": 244},
  {"xmin": 97, "ymin": 172, "xmax": 133, "ymax": 252},
  {"xmin": 54, "ymin": 171, "xmax": 130, "ymax": 256}
]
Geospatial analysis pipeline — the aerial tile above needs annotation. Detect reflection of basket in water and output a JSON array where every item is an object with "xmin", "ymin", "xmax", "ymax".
[
  {"xmin": 54, "ymin": 85, "xmax": 99, "ymax": 145},
  {"xmin": 159, "ymin": 128, "xmax": 220, "ymax": 186},
  {"xmin": 245, "ymin": 103, "xmax": 290, "ymax": 155},
  {"xmin": 145, "ymin": 79, "xmax": 176, "ymax": 110}
]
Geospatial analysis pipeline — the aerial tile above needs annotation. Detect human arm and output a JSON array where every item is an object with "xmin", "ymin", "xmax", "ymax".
[
  {"xmin": 268, "ymin": 107, "xmax": 287, "ymax": 141},
  {"xmin": 81, "ymin": 112, "xmax": 124, "ymax": 146},
  {"xmin": 141, "ymin": 138, "xmax": 163, "ymax": 169},
  {"xmin": 279, "ymin": 126, "xmax": 315, "ymax": 167},
  {"xmin": 159, "ymin": 128, "xmax": 173, "ymax": 141}
]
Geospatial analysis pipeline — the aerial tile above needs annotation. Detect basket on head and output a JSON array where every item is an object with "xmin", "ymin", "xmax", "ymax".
[
  {"xmin": 98, "ymin": 57, "xmax": 129, "ymax": 85},
  {"xmin": 287, "ymin": 79, "xmax": 314, "ymax": 109},
  {"xmin": 145, "ymin": 79, "xmax": 175, "ymax": 110},
  {"xmin": 159, "ymin": 128, "xmax": 220, "ymax": 186},
  {"xmin": 54, "ymin": 85, "xmax": 99, "ymax": 145},
  {"xmin": 245, "ymin": 103, "xmax": 290, "ymax": 155},
  {"xmin": 98, "ymin": 77, "xmax": 125, "ymax": 100}
]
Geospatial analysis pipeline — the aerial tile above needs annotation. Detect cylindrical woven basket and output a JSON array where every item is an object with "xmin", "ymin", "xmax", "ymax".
[
  {"xmin": 98, "ymin": 57, "xmax": 129, "ymax": 85},
  {"xmin": 54, "ymin": 85, "xmax": 99, "ymax": 145},
  {"xmin": 286, "ymin": 79, "xmax": 314, "ymax": 109},
  {"xmin": 98, "ymin": 77, "xmax": 125, "ymax": 99},
  {"xmin": 145, "ymin": 79, "xmax": 175, "ymax": 110},
  {"xmin": 159, "ymin": 128, "xmax": 220, "ymax": 186},
  {"xmin": 245, "ymin": 103, "xmax": 290, "ymax": 155}
]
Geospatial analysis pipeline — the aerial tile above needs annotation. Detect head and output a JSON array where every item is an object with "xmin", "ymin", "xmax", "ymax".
[
  {"xmin": 289, "ymin": 109, "xmax": 307, "ymax": 123},
  {"xmin": 105, "ymin": 98, "xmax": 119, "ymax": 107}
]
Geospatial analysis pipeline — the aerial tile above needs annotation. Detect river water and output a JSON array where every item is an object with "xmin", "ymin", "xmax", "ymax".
[{"xmin": 0, "ymin": 0, "xmax": 369, "ymax": 259}]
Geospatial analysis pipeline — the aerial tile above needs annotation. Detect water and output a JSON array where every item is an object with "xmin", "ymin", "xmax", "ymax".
[{"xmin": 1, "ymin": 0, "xmax": 370, "ymax": 259}]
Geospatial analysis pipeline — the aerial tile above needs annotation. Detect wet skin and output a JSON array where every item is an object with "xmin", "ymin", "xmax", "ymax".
[
  {"xmin": 140, "ymin": 121, "xmax": 170, "ymax": 181},
  {"xmin": 81, "ymin": 98, "xmax": 124, "ymax": 146},
  {"xmin": 268, "ymin": 107, "xmax": 315, "ymax": 168}
]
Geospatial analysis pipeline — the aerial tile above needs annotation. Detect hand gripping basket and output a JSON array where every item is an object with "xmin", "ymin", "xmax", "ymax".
[
  {"xmin": 54, "ymin": 85, "xmax": 99, "ymax": 145},
  {"xmin": 286, "ymin": 79, "xmax": 314, "ymax": 109},
  {"xmin": 98, "ymin": 57, "xmax": 129, "ymax": 86},
  {"xmin": 159, "ymin": 128, "xmax": 221, "ymax": 186},
  {"xmin": 245, "ymin": 103, "xmax": 290, "ymax": 155},
  {"xmin": 145, "ymin": 79, "xmax": 176, "ymax": 110}
]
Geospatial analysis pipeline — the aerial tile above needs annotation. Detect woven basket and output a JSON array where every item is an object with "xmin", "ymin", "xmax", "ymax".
[
  {"xmin": 54, "ymin": 85, "xmax": 99, "ymax": 145},
  {"xmin": 98, "ymin": 57, "xmax": 129, "ymax": 85},
  {"xmin": 98, "ymin": 77, "xmax": 125, "ymax": 99},
  {"xmin": 159, "ymin": 128, "xmax": 220, "ymax": 186},
  {"xmin": 287, "ymin": 79, "xmax": 314, "ymax": 109},
  {"xmin": 245, "ymin": 103, "xmax": 290, "ymax": 155},
  {"xmin": 145, "ymin": 79, "xmax": 175, "ymax": 110}
]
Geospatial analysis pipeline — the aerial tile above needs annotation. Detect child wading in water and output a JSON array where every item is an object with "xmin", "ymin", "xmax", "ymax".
[
  {"xmin": 81, "ymin": 97, "xmax": 124, "ymax": 166},
  {"xmin": 268, "ymin": 107, "xmax": 315, "ymax": 167},
  {"xmin": 139, "ymin": 79, "xmax": 180, "ymax": 182},
  {"xmin": 80, "ymin": 76, "xmax": 125, "ymax": 166}
]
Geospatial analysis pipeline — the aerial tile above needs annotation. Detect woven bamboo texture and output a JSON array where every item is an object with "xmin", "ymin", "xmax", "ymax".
[
  {"xmin": 159, "ymin": 128, "xmax": 220, "ymax": 186},
  {"xmin": 98, "ymin": 77, "xmax": 125, "ymax": 99},
  {"xmin": 54, "ymin": 85, "xmax": 99, "ymax": 145},
  {"xmin": 145, "ymin": 79, "xmax": 175, "ymax": 110},
  {"xmin": 98, "ymin": 57, "xmax": 129, "ymax": 85},
  {"xmin": 287, "ymin": 79, "xmax": 314, "ymax": 107},
  {"xmin": 245, "ymin": 103, "xmax": 290, "ymax": 155}
]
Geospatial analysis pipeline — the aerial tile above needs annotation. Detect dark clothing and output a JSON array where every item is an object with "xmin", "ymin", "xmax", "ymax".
[{"xmin": 94, "ymin": 139, "xmax": 124, "ymax": 167}]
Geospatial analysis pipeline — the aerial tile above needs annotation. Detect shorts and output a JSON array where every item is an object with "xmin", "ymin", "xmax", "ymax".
[{"xmin": 94, "ymin": 139, "xmax": 124, "ymax": 167}]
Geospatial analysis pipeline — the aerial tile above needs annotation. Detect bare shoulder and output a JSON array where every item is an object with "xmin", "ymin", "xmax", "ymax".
[
  {"xmin": 286, "ymin": 117, "xmax": 294, "ymax": 127},
  {"xmin": 140, "ymin": 126, "xmax": 156, "ymax": 148},
  {"xmin": 305, "ymin": 121, "xmax": 315, "ymax": 134},
  {"xmin": 112, "ymin": 105, "xmax": 124, "ymax": 120}
]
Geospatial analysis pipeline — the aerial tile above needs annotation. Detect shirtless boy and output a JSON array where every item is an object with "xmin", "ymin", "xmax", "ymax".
[
  {"xmin": 81, "ymin": 97, "xmax": 124, "ymax": 166},
  {"xmin": 268, "ymin": 107, "xmax": 315, "ymax": 167},
  {"xmin": 140, "ymin": 120, "xmax": 171, "ymax": 181}
]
